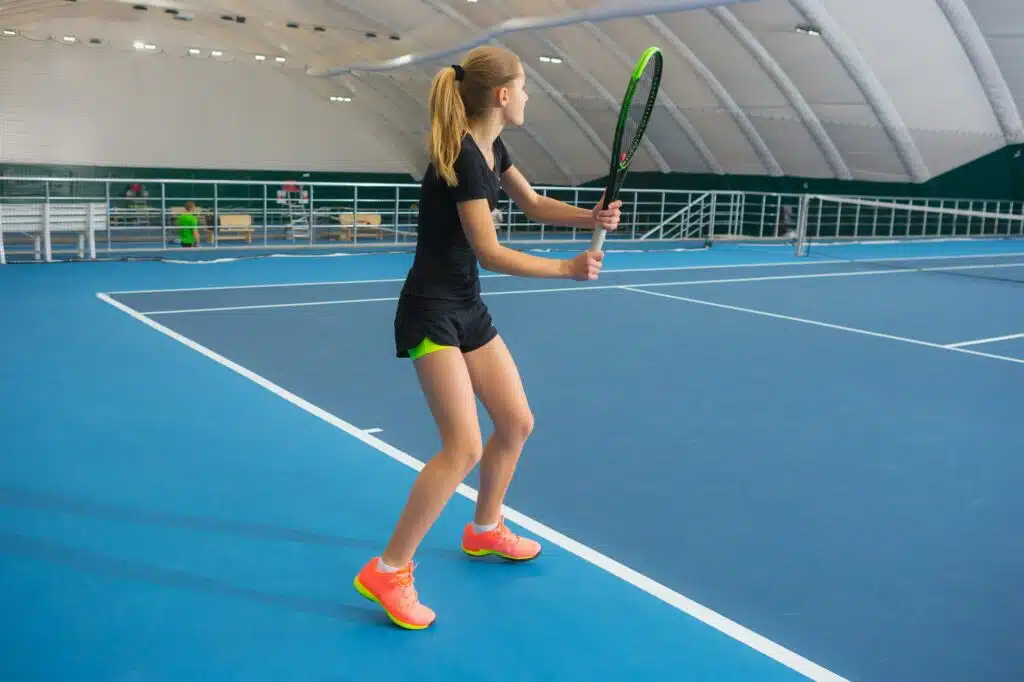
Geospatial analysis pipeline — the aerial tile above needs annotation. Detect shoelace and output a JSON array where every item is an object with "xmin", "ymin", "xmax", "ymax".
[{"xmin": 392, "ymin": 562, "xmax": 419, "ymax": 601}]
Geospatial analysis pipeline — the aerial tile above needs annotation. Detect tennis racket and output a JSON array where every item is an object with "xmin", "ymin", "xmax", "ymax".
[{"xmin": 590, "ymin": 46, "xmax": 663, "ymax": 252}]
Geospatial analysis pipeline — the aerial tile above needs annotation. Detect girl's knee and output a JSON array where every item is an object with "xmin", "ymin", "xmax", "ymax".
[
  {"xmin": 437, "ymin": 439, "xmax": 484, "ymax": 473},
  {"xmin": 497, "ymin": 409, "xmax": 534, "ymax": 445}
]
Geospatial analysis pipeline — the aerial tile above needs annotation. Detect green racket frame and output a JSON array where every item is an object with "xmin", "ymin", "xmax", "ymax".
[{"xmin": 590, "ymin": 46, "xmax": 664, "ymax": 251}]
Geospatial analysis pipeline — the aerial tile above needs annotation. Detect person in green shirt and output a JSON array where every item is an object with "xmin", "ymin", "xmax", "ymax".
[{"xmin": 178, "ymin": 201, "xmax": 200, "ymax": 247}]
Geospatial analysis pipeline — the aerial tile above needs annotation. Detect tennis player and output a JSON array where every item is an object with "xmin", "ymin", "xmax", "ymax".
[{"xmin": 354, "ymin": 46, "xmax": 622, "ymax": 630}]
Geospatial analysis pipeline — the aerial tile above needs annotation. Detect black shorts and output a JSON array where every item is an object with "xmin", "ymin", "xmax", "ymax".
[{"xmin": 394, "ymin": 294, "xmax": 498, "ymax": 358}]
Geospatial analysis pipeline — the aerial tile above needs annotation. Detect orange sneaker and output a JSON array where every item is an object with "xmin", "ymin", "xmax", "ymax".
[
  {"xmin": 461, "ymin": 517, "xmax": 542, "ymax": 561},
  {"xmin": 353, "ymin": 558, "xmax": 436, "ymax": 630}
]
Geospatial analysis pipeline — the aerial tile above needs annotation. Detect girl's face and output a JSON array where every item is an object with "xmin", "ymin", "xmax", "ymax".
[{"xmin": 499, "ymin": 63, "xmax": 528, "ymax": 126}]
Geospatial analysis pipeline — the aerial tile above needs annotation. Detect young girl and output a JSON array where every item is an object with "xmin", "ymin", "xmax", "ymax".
[{"xmin": 354, "ymin": 45, "xmax": 622, "ymax": 630}]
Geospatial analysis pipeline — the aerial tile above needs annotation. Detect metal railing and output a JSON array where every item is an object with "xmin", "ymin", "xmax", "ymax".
[{"xmin": 2, "ymin": 175, "xmax": 1022, "ymax": 263}]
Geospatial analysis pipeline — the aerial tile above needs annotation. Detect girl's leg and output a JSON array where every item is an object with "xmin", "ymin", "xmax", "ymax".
[
  {"xmin": 354, "ymin": 345, "xmax": 484, "ymax": 629},
  {"xmin": 460, "ymin": 335, "xmax": 541, "ymax": 560},
  {"xmin": 380, "ymin": 346, "xmax": 484, "ymax": 566}
]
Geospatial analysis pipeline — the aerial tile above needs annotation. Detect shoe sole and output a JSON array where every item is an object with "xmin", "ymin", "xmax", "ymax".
[
  {"xmin": 461, "ymin": 545, "xmax": 543, "ymax": 561},
  {"xmin": 353, "ymin": 576, "xmax": 434, "ymax": 630}
]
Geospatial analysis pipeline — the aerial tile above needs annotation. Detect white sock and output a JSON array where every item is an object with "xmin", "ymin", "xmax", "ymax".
[
  {"xmin": 377, "ymin": 558, "xmax": 400, "ymax": 572},
  {"xmin": 472, "ymin": 521, "xmax": 498, "ymax": 533}
]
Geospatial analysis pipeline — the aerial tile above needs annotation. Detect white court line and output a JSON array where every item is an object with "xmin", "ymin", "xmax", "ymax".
[
  {"xmin": 619, "ymin": 287, "xmax": 1024, "ymax": 366},
  {"xmin": 363, "ymin": 427, "xmax": 383, "ymax": 434},
  {"xmin": 945, "ymin": 332, "xmax": 1024, "ymax": 349},
  {"xmin": 138, "ymin": 260, "xmax": 1024, "ymax": 316},
  {"xmin": 139, "ymin": 268, "xmax": 905, "ymax": 315},
  {"xmin": 140, "ymin": 268, "xmax": 906, "ymax": 315},
  {"xmin": 95, "ymin": 291, "xmax": 848, "ymax": 682},
  {"xmin": 106, "ymin": 249, "xmax": 1024, "ymax": 295}
]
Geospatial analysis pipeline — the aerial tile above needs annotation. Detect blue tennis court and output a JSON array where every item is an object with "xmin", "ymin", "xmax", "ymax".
[{"xmin": 2, "ymin": 238, "xmax": 1022, "ymax": 682}]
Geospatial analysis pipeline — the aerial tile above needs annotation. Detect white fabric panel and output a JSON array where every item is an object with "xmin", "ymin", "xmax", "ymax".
[
  {"xmin": 500, "ymin": 127, "xmax": 568, "ymax": 185},
  {"xmin": 746, "ymin": 116, "xmax": 835, "ymax": 178},
  {"xmin": 525, "ymin": 119, "xmax": 607, "ymax": 178},
  {"xmin": 823, "ymin": 0, "xmax": 999, "ymax": 134},
  {"xmin": 0, "ymin": 36, "xmax": 406, "ymax": 173},
  {"xmin": 913, "ymin": 129, "xmax": 1005, "ymax": 177},
  {"xmin": 684, "ymin": 111, "xmax": 764, "ymax": 176},
  {"xmin": 968, "ymin": 0, "xmax": 1024, "ymax": 126},
  {"xmin": 643, "ymin": 109, "xmax": 713, "ymax": 173},
  {"xmin": 655, "ymin": 10, "xmax": 790, "ymax": 111},
  {"xmin": 821, "ymin": 123, "xmax": 909, "ymax": 182}
]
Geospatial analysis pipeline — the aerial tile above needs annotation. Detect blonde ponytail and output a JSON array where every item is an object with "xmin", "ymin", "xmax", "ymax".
[{"xmin": 428, "ymin": 67, "xmax": 468, "ymax": 187}]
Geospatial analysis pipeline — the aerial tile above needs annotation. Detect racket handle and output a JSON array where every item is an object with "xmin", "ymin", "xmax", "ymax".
[{"xmin": 590, "ymin": 227, "xmax": 607, "ymax": 252}]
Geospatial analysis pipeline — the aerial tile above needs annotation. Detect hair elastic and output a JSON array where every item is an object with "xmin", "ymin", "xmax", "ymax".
[{"xmin": 451, "ymin": 64, "xmax": 465, "ymax": 81}]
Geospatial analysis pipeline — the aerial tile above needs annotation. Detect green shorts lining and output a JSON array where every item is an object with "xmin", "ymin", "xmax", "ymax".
[{"xmin": 408, "ymin": 336, "xmax": 451, "ymax": 360}]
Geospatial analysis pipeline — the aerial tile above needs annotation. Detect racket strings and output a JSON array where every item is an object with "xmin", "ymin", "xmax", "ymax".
[{"xmin": 621, "ymin": 65, "xmax": 656, "ymax": 162}]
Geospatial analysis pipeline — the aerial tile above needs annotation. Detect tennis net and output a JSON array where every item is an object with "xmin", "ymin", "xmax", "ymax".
[{"xmin": 793, "ymin": 194, "xmax": 1024, "ymax": 285}]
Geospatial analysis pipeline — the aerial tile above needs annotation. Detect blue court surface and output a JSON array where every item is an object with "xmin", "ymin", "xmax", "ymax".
[{"xmin": 2, "ymin": 238, "xmax": 1022, "ymax": 682}]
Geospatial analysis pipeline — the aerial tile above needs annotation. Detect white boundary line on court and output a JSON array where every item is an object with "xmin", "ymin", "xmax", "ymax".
[
  {"xmin": 618, "ymin": 287, "xmax": 1024, "ymax": 366},
  {"xmin": 139, "ymin": 268, "xmax": 907, "ymax": 315},
  {"xmin": 95, "ymin": 291, "xmax": 849, "ymax": 682},
  {"xmin": 945, "ymin": 332, "xmax": 1024, "ymax": 349},
  {"xmin": 136, "ymin": 260, "xmax": 1024, "ymax": 317},
  {"xmin": 106, "ymin": 249, "xmax": 1024, "ymax": 295}
]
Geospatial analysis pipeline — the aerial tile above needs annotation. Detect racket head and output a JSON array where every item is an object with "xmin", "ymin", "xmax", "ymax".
[{"xmin": 591, "ymin": 46, "xmax": 663, "ymax": 251}]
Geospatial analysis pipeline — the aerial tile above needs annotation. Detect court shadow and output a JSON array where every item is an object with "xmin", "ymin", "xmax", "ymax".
[
  {"xmin": 0, "ymin": 530, "xmax": 384, "ymax": 624},
  {"xmin": 0, "ymin": 486, "xmax": 460, "ymax": 561}
]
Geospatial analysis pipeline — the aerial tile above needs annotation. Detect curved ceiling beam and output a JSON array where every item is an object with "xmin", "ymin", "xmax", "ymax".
[
  {"xmin": 321, "ymin": 0, "xmax": 571, "ymax": 183},
  {"xmin": 335, "ymin": 75, "xmax": 429, "ymax": 178},
  {"xmin": 645, "ymin": 15, "xmax": 783, "ymax": 176},
  {"xmin": 306, "ymin": 0, "xmax": 749, "ymax": 77},
  {"xmin": 710, "ymin": 6, "xmax": 852, "ymax": 180},
  {"xmin": 584, "ymin": 21, "xmax": 723, "ymax": 174},
  {"xmin": 788, "ymin": 0, "xmax": 930, "ymax": 182},
  {"xmin": 532, "ymin": 33, "xmax": 671, "ymax": 173},
  {"xmin": 934, "ymin": 0, "xmax": 1024, "ymax": 143},
  {"xmin": 417, "ymin": 0, "xmax": 612, "ymax": 169}
]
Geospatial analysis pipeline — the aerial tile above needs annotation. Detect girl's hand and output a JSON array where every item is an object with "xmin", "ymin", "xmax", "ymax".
[
  {"xmin": 591, "ymin": 193, "xmax": 622, "ymax": 232},
  {"xmin": 565, "ymin": 250, "xmax": 604, "ymax": 281}
]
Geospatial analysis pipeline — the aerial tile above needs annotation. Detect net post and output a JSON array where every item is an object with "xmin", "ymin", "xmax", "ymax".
[
  {"xmin": 87, "ymin": 203, "xmax": 97, "ymax": 260},
  {"xmin": 794, "ymin": 194, "xmax": 811, "ymax": 257}
]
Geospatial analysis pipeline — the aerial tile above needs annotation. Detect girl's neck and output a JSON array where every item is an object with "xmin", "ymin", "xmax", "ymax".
[{"xmin": 467, "ymin": 115, "xmax": 503, "ymax": 151}]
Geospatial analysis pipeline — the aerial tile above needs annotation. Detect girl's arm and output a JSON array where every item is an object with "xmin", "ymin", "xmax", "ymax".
[
  {"xmin": 500, "ymin": 165, "xmax": 621, "ymax": 230},
  {"xmin": 458, "ymin": 199, "xmax": 601, "ymax": 280}
]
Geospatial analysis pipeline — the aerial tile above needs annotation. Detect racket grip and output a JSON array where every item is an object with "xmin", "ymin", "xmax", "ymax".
[{"xmin": 589, "ymin": 227, "xmax": 607, "ymax": 252}]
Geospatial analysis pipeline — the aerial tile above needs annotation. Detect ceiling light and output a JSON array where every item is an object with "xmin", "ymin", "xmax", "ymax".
[
  {"xmin": 539, "ymin": 56, "xmax": 562, "ymax": 64},
  {"xmin": 211, "ymin": 50, "xmax": 223, "ymax": 56},
  {"xmin": 188, "ymin": 48, "xmax": 200, "ymax": 55},
  {"xmin": 255, "ymin": 54, "xmax": 266, "ymax": 61},
  {"xmin": 133, "ymin": 40, "xmax": 145, "ymax": 49},
  {"xmin": 2, "ymin": 29, "xmax": 18, "ymax": 36},
  {"xmin": 63, "ymin": 36, "xmax": 76, "ymax": 42},
  {"xmin": 795, "ymin": 24, "xmax": 820, "ymax": 36},
  {"xmin": 144, "ymin": 43, "xmax": 155, "ymax": 50},
  {"xmin": 275, "ymin": 56, "xmax": 286, "ymax": 63},
  {"xmin": 330, "ymin": 96, "xmax": 352, "ymax": 102}
]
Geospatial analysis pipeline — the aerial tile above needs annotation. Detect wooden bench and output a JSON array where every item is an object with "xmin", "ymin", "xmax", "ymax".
[
  {"xmin": 216, "ymin": 213, "xmax": 254, "ymax": 243},
  {"xmin": 335, "ymin": 212, "xmax": 383, "ymax": 241}
]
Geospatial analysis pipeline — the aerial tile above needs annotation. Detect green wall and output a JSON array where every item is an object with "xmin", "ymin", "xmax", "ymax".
[
  {"xmin": 591, "ymin": 144, "xmax": 1024, "ymax": 202},
  {"xmin": 3, "ymin": 142, "xmax": 1022, "ymax": 202}
]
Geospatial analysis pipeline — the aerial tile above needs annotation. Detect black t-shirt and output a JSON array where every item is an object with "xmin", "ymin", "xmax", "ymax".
[{"xmin": 401, "ymin": 133, "xmax": 512, "ymax": 303}]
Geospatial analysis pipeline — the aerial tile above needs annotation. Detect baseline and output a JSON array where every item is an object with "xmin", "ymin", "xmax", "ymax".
[
  {"xmin": 136, "ymin": 260, "xmax": 1024, "ymax": 316},
  {"xmin": 106, "ymin": 249, "xmax": 1024, "ymax": 296}
]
